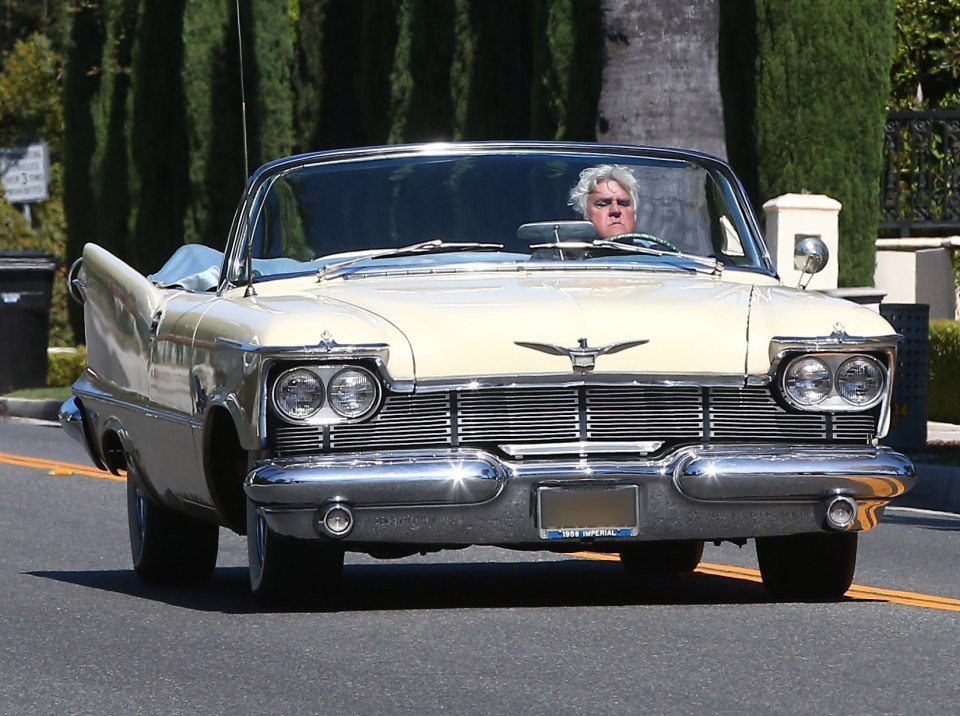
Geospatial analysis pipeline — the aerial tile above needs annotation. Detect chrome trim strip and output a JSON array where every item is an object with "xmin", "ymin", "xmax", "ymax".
[
  {"xmin": 770, "ymin": 332, "xmax": 902, "ymax": 355},
  {"xmin": 216, "ymin": 337, "xmax": 389, "ymax": 362},
  {"xmin": 72, "ymin": 386, "xmax": 201, "ymax": 430},
  {"xmin": 499, "ymin": 441, "xmax": 665, "ymax": 457},
  {"xmin": 335, "ymin": 260, "xmax": 715, "ymax": 281},
  {"xmin": 410, "ymin": 372, "xmax": 750, "ymax": 393}
]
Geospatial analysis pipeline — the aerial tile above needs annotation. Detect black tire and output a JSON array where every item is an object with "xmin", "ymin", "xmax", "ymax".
[
  {"xmin": 619, "ymin": 540, "xmax": 704, "ymax": 577},
  {"xmin": 756, "ymin": 532, "xmax": 858, "ymax": 601},
  {"xmin": 126, "ymin": 465, "xmax": 219, "ymax": 584},
  {"xmin": 246, "ymin": 499, "xmax": 344, "ymax": 607}
]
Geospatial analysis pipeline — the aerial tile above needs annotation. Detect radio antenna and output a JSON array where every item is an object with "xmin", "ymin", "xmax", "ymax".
[{"xmin": 235, "ymin": 0, "xmax": 250, "ymax": 178}]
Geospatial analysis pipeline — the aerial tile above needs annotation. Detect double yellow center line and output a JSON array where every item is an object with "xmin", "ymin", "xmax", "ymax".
[
  {"xmin": 0, "ymin": 451, "xmax": 125, "ymax": 481},
  {"xmin": 578, "ymin": 552, "xmax": 960, "ymax": 613},
  {"xmin": 2, "ymin": 451, "xmax": 958, "ymax": 611}
]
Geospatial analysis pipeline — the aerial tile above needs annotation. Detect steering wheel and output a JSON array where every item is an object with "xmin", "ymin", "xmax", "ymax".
[{"xmin": 610, "ymin": 232, "xmax": 681, "ymax": 253}]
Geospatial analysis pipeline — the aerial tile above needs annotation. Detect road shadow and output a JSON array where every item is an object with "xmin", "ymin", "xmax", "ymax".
[
  {"xmin": 27, "ymin": 558, "xmax": 871, "ymax": 614},
  {"xmin": 882, "ymin": 510, "xmax": 960, "ymax": 532}
]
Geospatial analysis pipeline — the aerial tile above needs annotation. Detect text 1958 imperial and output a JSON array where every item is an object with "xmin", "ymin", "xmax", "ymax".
[{"xmin": 61, "ymin": 141, "xmax": 916, "ymax": 604}]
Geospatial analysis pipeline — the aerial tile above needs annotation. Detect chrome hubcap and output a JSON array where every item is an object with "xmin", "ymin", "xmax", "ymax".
[
  {"xmin": 135, "ymin": 488, "xmax": 146, "ymax": 540},
  {"xmin": 255, "ymin": 512, "xmax": 267, "ymax": 566}
]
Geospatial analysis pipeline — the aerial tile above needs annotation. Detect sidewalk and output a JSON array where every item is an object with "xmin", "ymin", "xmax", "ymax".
[{"xmin": 2, "ymin": 397, "xmax": 959, "ymax": 514}]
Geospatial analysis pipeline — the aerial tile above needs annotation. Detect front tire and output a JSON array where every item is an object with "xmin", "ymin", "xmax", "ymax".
[
  {"xmin": 756, "ymin": 532, "xmax": 858, "ymax": 601},
  {"xmin": 246, "ymin": 500, "xmax": 344, "ymax": 606},
  {"xmin": 127, "ymin": 465, "xmax": 219, "ymax": 584},
  {"xmin": 619, "ymin": 540, "xmax": 704, "ymax": 577}
]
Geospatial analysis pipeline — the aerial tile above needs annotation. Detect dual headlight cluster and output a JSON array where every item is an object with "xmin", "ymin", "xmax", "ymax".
[
  {"xmin": 271, "ymin": 364, "xmax": 381, "ymax": 423},
  {"xmin": 780, "ymin": 353, "xmax": 886, "ymax": 410}
]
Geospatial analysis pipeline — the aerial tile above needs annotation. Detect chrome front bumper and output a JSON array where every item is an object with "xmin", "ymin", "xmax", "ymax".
[{"xmin": 244, "ymin": 444, "xmax": 916, "ymax": 545}]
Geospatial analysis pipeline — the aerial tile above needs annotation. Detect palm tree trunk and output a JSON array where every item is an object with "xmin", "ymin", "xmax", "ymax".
[{"xmin": 597, "ymin": 0, "xmax": 726, "ymax": 159}]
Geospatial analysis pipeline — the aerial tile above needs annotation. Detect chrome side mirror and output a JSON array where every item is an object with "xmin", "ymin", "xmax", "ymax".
[{"xmin": 793, "ymin": 235, "xmax": 829, "ymax": 289}]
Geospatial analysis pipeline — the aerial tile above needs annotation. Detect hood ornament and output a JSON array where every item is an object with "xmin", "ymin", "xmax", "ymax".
[{"xmin": 515, "ymin": 337, "xmax": 649, "ymax": 373}]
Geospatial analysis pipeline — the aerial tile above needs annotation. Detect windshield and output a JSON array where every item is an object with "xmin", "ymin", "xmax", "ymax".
[{"xmin": 240, "ymin": 150, "xmax": 766, "ymax": 281}]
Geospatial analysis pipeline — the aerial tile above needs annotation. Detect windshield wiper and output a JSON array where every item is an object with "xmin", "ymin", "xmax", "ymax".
[
  {"xmin": 372, "ymin": 239, "xmax": 504, "ymax": 259},
  {"xmin": 318, "ymin": 239, "xmax": 505, "ymax": 282},
  {"xmin": 590, "ymin": 239, "xmax": 722, "ymax": 274}
]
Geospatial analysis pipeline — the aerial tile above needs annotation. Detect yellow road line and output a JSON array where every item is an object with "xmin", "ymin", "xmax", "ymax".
[
  {"xmin": 0, "ymin": 451, "xmax": 124, "ymax": 481},
  {"xmin": 573, "ymin": 551, "xmax": 960, "ymax": 612}
]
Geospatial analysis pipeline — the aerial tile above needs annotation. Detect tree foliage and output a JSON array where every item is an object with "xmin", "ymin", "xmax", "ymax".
[
  {"xmin": 750, "ymin": 0, "xmax": 895, "ymax": 287},
  {"xmin": 890, "ymin": 0, "xmax": 960, "ymax": 109},
  {"xmin": 0, "ymin": 32, "xmax": 72, "ymax": 345}
]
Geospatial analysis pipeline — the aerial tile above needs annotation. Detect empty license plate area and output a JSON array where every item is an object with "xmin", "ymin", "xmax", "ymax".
[{"xmin": 537, "ymin": 485, "xmax": 639, "ymax": 539}]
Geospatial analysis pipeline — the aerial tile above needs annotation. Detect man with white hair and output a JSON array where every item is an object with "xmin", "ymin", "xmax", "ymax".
[{"xmin": 568, "ymin": 164, "xmax": 639, "ymax": 238}]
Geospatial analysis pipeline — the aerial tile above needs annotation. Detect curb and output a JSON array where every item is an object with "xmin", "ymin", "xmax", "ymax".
[
  {"xmin": 895, "ymin": 462, "xmax": 960, "ymax": 515},
  {"xmin": 0, "ymin": 397, "xmax": 61, "ymax": 423},
  {"xmin": 2, "ymin": 397, "xmax": 958, "ymax": 515}
]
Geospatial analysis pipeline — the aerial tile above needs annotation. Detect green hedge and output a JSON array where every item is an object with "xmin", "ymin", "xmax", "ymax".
[
  {"xmin": 47, "ymin": 346, "xmax": 87, "ymax": 388},
  {"xmin": 928, "ymin": 319, "xmax": 960, "ymax": 423}
]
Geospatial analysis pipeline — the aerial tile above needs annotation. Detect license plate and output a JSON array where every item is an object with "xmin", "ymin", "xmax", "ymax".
[{"xmin": 537, "ymin": 485, "xmax": 639, "ymax": 539}]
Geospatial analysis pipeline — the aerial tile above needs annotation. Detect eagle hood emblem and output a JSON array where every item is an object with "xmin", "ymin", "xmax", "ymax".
[{"xmin": 514, "ymin": 337, "xmax": 649, "ymax": 373}]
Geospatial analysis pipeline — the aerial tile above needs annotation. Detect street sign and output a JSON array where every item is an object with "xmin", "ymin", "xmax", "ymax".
[{"xmin": 0, "ymin": 143, "xmax": 49, "ymax": 203}]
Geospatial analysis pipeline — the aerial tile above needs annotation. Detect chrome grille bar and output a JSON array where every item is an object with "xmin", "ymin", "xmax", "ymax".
[{"xmin": 272, "ymin": 385, "xmax": 878, "ymax": 456}]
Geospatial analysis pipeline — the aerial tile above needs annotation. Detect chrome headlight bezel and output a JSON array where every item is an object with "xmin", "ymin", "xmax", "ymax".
[
  {"xmin": 269, "ymin": 363, "xmax": 383, "ymax": 425},
  {"xmin": 272, "ymin": 367, "xmax": 326, "ymax": 421},
  {"xmin": 779, "ymin": 352, "xmax": 887, "ymax": 412},
  {"xmin": 782, "ymin": 356, "xmax": 832, "ymax": 406},
  {"xmin": 327, "ymin": 367, "xmax": 381, "ymax": 419}
]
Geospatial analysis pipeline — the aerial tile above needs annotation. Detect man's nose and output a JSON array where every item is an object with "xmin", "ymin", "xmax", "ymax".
[{"xmin": 609, "ymin": 204, "xmax": 621, "ymax": 216}]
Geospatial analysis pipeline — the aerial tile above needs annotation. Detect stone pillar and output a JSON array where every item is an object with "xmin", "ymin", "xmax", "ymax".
[
  {"xmin": 762, "ymin": 193, "xmax": 841, "ymax": 290},
  {"xmin": 874, "ymin": 238, "xmax": 960, "ymax": 320}
]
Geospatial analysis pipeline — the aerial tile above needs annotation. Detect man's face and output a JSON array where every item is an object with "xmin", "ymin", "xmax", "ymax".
[{"xmin": 586, "ymin": 179, "xmax": 636, "ymax": 237}]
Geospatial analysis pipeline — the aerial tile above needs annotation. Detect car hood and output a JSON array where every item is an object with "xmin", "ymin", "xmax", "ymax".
[
  {"xmin": 242, "ymin": 271, "xmax": 756, "ymax": 380},
  {"xmin": 227, "ymin": 271, "xmax": 896, "ymax": 383}
]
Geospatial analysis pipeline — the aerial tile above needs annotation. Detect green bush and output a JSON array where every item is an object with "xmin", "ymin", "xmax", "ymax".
[
  {"xmin": 928, "ymin": 319, "xmax": 960, "ymax": 423},
  {"xmin": 47, "ymin": 345, "xmax": 86, "ymax": 388}
]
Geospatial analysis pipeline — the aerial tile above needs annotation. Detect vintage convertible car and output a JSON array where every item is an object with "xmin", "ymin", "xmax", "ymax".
[{"xmin": 61, "ymin": 141, "xmax": 916, "ymax": 604}]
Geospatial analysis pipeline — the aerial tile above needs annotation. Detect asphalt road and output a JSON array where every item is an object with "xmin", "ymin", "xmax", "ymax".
[{"xmin": 1, "ymin": 417, "xmax": 958, "ymax": 715}]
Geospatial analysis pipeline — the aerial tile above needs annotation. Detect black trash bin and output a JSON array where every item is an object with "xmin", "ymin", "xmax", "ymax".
[
  {"xmin": 879, "ymin": 303, "xmax": 929, "ymax": 452},
  {"xmin": 0, "ymin": 251, "xmax": 58, "ymax": 394}
]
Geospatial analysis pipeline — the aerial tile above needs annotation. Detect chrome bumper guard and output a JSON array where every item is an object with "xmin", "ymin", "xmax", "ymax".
[
  {"xmin": 244, "ymin": 444, "xmax": 916, "ymax": 545},
  {"xmin": 59, "ymin": 396, "xmax": 106, "ymax": 471}
]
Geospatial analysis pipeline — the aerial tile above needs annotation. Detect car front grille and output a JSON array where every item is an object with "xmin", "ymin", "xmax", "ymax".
[{"xmin": 271, "ymin": 385, "xmax": 879, "ymax": 457}]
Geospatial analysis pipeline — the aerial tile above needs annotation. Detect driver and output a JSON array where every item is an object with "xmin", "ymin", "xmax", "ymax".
[{"xmin": 568, "ymin": 164, "xmax": 639, "ymax": 238}]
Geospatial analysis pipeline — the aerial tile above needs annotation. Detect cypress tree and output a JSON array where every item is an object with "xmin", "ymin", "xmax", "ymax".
[
  {"xmin": 128, "ymin": 0, "xmax": 189, "ymax": 271},
  {"xmin": 753, "ymin": 0, "xmax": 895, "ymax": 286},
  {"xmin": 182, "ymin": 0, "xmax": 246, "ymax": 249},
  {"xmin": 313, "ymin": 0, "xmax": 397, "ymax": 149},
  {"xmin": 63, "ymin": 1, "xmax": 108, "ymax": 338},
  {"xmin": 89, "ymin": 0, "xmax": 138, "ymax": 264},
  {"xmin": 248, "ymin": 0, "xmax": 295, "ymax": 166},
  {"xmin": 530, "ymin": 0, "xmax": 601, "ymax": 141},
  {"xmin": 388, "ymin": 0, "xmax": 455, "ymax": 143},
  {"xmin": 291, "ymin": 0, "xmax": 326, "ymax": 152}
]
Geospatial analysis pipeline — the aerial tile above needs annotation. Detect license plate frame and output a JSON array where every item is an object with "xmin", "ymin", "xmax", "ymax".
[{"xmin": 537, "ymin": 485, "xmax": 639, "ymax": 540}]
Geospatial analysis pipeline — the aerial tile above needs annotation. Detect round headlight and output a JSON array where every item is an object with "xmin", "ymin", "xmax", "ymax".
[
  {"xmin": 836, "ymin": 357, "xmax": 884, "ymax": 406},
  {"xmin": 273, "ymin": 368, "xmax": 325, "ymax": 420},
  {"xmin": 784, "ymin": 356, "xmax": 832, "ymax": 405},
  {"xmin": 328, "ymin": 367, "xmax": 380, "ymax": 418}
]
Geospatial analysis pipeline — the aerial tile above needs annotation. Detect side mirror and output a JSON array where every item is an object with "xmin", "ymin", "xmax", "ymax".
[{"xmin": 793, "ymin": 235, "xmax": 829, "ymax": 289}]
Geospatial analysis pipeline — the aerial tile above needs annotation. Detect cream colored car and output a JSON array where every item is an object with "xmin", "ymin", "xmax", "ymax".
[{"xmin": 61, "ymin": 142, "xmax": 915, "ymax": 605}]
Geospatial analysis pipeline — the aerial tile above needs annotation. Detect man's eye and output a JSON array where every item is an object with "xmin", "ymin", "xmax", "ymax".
[
  {"xmin": 616, "ymin": 198, "xmax": 632, "ymax": 207},
  {"xmin": 594, "ymin": 199, "xmax": 612, "ymax": 208}
]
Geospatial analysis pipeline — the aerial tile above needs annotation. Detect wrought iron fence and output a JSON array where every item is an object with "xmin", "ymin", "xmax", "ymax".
[{"xmin": 881, "ymin": 110, "xmax": 960, "ymax": 236}]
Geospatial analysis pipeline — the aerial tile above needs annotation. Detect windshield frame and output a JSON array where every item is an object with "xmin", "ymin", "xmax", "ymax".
[{"xmin": 218, "ymin": 141, "xmax": 775, "ymax": 293}]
